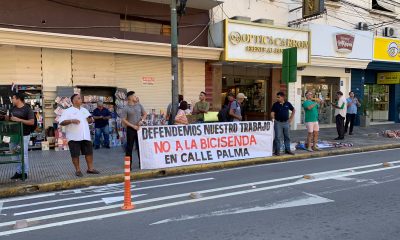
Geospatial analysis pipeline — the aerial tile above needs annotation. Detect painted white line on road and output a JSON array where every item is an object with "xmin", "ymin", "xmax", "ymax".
[
  {"xmin": 3, "ymin": 178, "xmax": 214, "ymax": 210},
  {"xmin": 1, "ymin": 163, "xmax": 400, "ymax": 236},
  {"xmin": 150, "ymin": 192, "xmax": 334, "ymax": 225},
  {"xmin": 13, "ymin": 194, "xmax": 147, "ymax": 216},
  {"xmin": 3, "ymin": 160, "xmax": 400, "ymax": 226},
  {"xmin": 0, "ymin": 193, "xmax": 56, "ymax": 203}
]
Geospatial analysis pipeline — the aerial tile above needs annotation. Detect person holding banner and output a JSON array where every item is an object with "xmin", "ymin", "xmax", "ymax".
[
  {"xmin": 174, "ymin": 101, "xmax": 189, "ymax": 125},
  {"xmin": 192, "ymin": 92, "xmax": 209, "ymax": 123},
  {"xmin": 121, "ymin": 91, "xmax": 147, "ymax": 170},
  {"xmin": 271, "ymin": 92, "xmax": 296, "ymax": 156},
  {"xmin": 230, "ymin": 93, "xmax": 247, "ymax": 122}
]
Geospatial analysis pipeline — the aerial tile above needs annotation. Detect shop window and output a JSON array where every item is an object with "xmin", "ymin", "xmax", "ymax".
[
  {"xmin": 120, "ymin": 18, "xmax": 171, "ymax": 36},
  {"xmin": 364, "ymin": 84, "xmax": 389, "ymax": 122}
]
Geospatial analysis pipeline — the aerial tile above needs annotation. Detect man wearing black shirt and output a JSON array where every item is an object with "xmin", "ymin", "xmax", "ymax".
[
  {"xmin": 93, "ymin": 101, "xmax": 111, "ymax": 149},
  {"xmin": 271, "ymin": 92, "xmax": 296, "ymax": 156},
  {"xmin": 5, "ymin": 92, "xmax": 35, "ymax": 180}
]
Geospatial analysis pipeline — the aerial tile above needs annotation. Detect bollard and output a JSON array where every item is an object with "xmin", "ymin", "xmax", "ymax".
[{"xmin": 121, "ymin": 156, "xmax": 135, "ymax": 210}]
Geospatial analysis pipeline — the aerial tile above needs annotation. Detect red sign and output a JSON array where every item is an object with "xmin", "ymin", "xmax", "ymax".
[
  {"xmin": 142, "ymin": 77, "xmax": 155, "ymax": 86},
  {"xmin": 335, "ymin": 34, "xmax": 355, "ymax": 53}
]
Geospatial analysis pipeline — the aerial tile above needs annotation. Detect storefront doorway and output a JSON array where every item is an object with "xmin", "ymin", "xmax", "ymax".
[
  {"xmin": 364, "ymin": 84, "xmax": 389, "ymax": 122},
  {"xmin": 221, "ymin": 64, "xmax": 271, "ymax": 121},
  {"xmin": 301, "ymin": 76, "xmax": 340, "ymax": 125}
]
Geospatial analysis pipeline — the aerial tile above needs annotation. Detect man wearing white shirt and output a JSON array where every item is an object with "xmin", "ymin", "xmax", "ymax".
[
  {"xmin": 332, "ymin": 91, "xmax": 347, "ymax": 140},
  {"xmin": 59, "ymin": 94, "xmax": 99, "ymax": 177}
]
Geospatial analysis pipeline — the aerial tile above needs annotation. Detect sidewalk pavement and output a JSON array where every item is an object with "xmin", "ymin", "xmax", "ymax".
[{"xmin": 1, "ymin": 123, "xmax": 400, "ymax": 197}]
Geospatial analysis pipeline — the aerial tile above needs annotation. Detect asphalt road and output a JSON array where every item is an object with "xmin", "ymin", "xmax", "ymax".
[{"xmin": 1, "ymin": 148, "xmax": 400, "ymax": 240}]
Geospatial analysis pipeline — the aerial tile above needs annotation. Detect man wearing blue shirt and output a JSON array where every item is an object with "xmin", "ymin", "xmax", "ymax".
[
  {"xmin": 92, "ymin": 101, "xmax": 111, "ymax": 149},
  {"xmin": 345, "ymin": 91, "xmax": 361, "ymax": 135}
]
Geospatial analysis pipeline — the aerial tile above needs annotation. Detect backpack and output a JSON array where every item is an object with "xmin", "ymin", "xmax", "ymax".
[{"xmin": 218, "ymin": 102, "xmax": 234, "ymax": 122}]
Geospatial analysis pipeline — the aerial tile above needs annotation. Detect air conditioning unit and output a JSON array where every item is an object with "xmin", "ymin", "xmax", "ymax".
[
  {"xmin": 356, "ymin": 22, "xmax": 369, "ymax": 31},
  {"xmin": 384, "ymin": 27, "xmax": 395, "ymax": 37}
]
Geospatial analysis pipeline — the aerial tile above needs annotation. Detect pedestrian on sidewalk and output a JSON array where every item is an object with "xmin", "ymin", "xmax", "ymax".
[
  {"xmin": 3, "ymin": 92, "xmax": 35, "ymax": 180},
  {"xmin": 332, "ymin": 91, "xmax": 347, "ymax": 140},
  {"xmin": 229, "ymin": 93, "xmax": 246, "ymax": 122},
  {"xmin": 345, "ymin": 91, "xmax": 361, "ymax": 135},
  {"xmin": 192, "ymin": 92, "xmax": 209, "ymax": 123},
  {"xmin": 271, "ymin": 92, "xmax": 296, "ymax": 156},
  {"xmin": 174, "ymin": 101, "xmax": 189, "ymax": 125},
  {"xmin": 121, "ymin": 91, "xmax": 147, "ymax": 170},
  {"xmin": 166, "ymin": 94, "xmax": 183, "ymax": 125},
  {"xmin": 59, "ymin": 94, "xmax": 100, "ymax": 177},
  {"xmin": 303, "ymin": 91, "xmax": 322, "ymax": 152},
  {"xmin": 92, "ymin": 101, "xmax": 111, "ymax": 149}
]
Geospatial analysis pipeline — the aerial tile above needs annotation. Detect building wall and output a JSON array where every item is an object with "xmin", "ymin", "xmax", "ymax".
[{"xmin": 0, "ymin": 0, "xmax": 210, "ymax": 46}]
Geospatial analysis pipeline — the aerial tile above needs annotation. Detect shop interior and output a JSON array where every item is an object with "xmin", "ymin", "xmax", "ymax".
[
  {"xmin": 364, "ymin": 84, "xmax": 389, "ymax": 122},
  {"xmin": 301, "ymin": 76, "xmax": 340, "ymax": 125},
  {"xmin": 221, "ymin": 63, "xmax": 271, "ymax": 121}
]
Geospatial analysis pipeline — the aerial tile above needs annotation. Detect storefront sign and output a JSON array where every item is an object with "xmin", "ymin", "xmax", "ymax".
[
  {"xmin": 309, "ymin": 24, "xmax": 373, "ymax": 61},
  {"xmin": 303, "ymin": 0, "xmax": 325, "ymax": 19},
  {"xmin": 142, "ymin": 76, "xmax": 155, "ymax": 86},
  {"xmin": 225, "ymin": 20, "xmax": 310, "ymax": 65},
  {"xmin": 334, "ymin": 34, "xmax": 354, "ymax": 53},
  {"xmin": 138, "ymin": 121, "xmax": 273, "ymax": 169},
  {"xmin": 377, "ymin": 72, "xmax": 400, "ymax": 84},
  {"xmin": 374, "ymin": 37, "xmax": 400, "ymax": 62}
]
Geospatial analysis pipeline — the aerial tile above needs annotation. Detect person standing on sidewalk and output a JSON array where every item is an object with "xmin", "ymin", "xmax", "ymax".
[
  {"xmin": 303, "ymin": 91, "xmax": 322, "ymax": 152},
  {"xmin": 92, "ymin": 101, "xmax": 111, "ymax": 149},
  {"xmin": 5, "ymin": 92, "xmax": 35, "ymax": 180},
  {"xmin": 271, "ymin": 92, "xmax": 296, "ymax": 156},
  {"xmin": 192, "ymin": 92, "xmax": 209, "ymax": 123},
  {"xmin": 345, "ymin": 91, "xmax": 361, "ymax": 135},
  {"xmin": 121, "ymin": 91, "xmax": 147, "ymax": 170},
  {"xmin": 332, "ymin": 91, "xmax": 347, "ymax": 140},
  {"xmin": 59, "ymin": 94, "xmax": 100, "ymax": 177},
  {"xmin": 229, "ymin": 93, "xmax": 246, "ymax": 122}
]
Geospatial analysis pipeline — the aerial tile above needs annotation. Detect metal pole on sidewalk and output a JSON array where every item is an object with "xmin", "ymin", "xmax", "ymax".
[{"xmin": 170, "ymin": 0, "xmax": 179, "ymax": 124}]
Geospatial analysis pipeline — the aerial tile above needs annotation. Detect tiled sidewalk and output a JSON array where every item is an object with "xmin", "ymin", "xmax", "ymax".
[{"xmin": 1, "ymin": 123, "xmax": 399, "ymax": 188}]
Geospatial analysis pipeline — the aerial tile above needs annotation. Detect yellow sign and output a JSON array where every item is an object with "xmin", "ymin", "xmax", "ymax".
[
  {"xmin": 374, "ymin": 37, "xmax": 400, "ymax": 62},
  {"xmin": 377, "ymin": 72, "xmax": 400, "ymax": 84}
]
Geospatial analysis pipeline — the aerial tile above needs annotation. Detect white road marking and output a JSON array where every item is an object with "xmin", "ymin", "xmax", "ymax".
[
  {"xmin": 1, "ymin": 162, "xmax": 399, "ymax": 236},
  {"xmin": 13, "ymin": 194, "xmax": 147, "ymax": 216},
  {"xmin": 0, "ymin": 193, "xmax": 56, "ymax": 203},
  {"xmin": 150, "ymin": 193, "xmax": 334, "ymax": 225},
  {"xmin": 3, "ymin": 178, "xmax": 214, "ymax": 210}
]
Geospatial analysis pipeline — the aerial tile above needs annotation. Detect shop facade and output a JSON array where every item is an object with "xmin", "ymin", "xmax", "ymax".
[
  {"xmin": 291, "ymin": 24, "xmax": 373, "ymax": 129},
  {"xmin": 352, "ymin": 37, "xmax": 400, "ymax": 124},
  {"xmin": 209, "ymin": 19, "xmax": 311, "ymax": 120},
  {"xmin": 0, "ymin": 27, "xmax": 222, "ymax": 149}
]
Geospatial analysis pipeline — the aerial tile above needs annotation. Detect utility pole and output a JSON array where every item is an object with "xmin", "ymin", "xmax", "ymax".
[{"xmin": 170, "ymin": 0, "xmax": 179, "ymax": 124}]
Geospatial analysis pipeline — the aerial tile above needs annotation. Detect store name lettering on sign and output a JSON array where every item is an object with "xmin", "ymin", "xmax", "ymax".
[
  {"xmin": 334, "ymin": 34, "xmax": 355, "ymax": 53},
  {"xmin": 138, "ymin": 122, "xmax": 273, "ymax": 169},
  {"xmin": 229, "ymin": 31, "xmax": 309, "ymax": 54},
  {"xmin": 142, "ymin": 76, "xmax": 155, "ymax": 86}
]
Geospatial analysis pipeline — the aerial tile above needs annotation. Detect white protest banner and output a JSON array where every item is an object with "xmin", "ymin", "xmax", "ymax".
[{"xmin": 138, "ymin": 121, "xmax": 273, "ymax": 170}]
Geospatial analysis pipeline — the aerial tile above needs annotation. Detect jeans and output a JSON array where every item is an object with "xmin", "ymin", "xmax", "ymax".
[
  {"xmin": 11, "ymin": 135, "xmax": 30, "ymax": 174},
  {"xmin": 94, "ymin": 126, "xmax": 110, "ymax": 147},
  {"xmin": 336, "ymin": 114, "xmax": 345, "ymax": 139},
  {"xmin": 345, "ymin": 113, "xmax": 356, "ymax": 134},
  {"xmin": 126, "ymin": 127, "xmax": 140, "ymax": 169},
  {"xmin": 273, "ymin": 121, "xmax": 291, "ymax": 153}
]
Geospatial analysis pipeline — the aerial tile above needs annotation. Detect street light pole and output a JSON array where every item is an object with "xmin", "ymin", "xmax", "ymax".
[{"xmin": 170, "ymin": 0, "xmax": 179, "ymax": 124}]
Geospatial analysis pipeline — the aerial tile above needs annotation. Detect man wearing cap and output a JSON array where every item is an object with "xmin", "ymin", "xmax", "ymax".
[
  {"xmin": 230, "ymin": 93, "xmax": 247, "ymax": 122},
  {"xmin": 92, "ymin": 101, "xmax": 112, "ymax": 149}
]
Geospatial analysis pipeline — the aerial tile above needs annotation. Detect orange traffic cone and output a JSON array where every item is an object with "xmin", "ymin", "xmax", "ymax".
[{"xmin": 121, "ymin": 156, "xmax": 135, "ymax": 210}]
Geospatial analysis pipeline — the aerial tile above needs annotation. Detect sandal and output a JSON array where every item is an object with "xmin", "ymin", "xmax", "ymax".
[
  {"xmin": 87, "ymin": 169, "xmax": 100, "ymax": 174},
  {"xmin": 75, "ymin": 171, "xmax": 83, "ymax": 177}
]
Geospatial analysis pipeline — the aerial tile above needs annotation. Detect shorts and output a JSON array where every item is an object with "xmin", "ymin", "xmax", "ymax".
[
  {"xmin": 68, "ymin": 140, "xmax": 93, "ymax": 158},
  {"xmin": 305, "ymin": 122, "xmax": 319, "ymax": 133}
]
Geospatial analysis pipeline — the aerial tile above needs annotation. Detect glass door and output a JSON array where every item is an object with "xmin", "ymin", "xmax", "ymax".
[{"xmin": 364, "ymin": 85, "xmax": 389, "ymax": 122}]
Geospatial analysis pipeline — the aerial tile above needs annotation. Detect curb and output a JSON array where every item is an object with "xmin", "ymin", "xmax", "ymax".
[{"xmin": 1, "ymin": 143, "xmax": 400, "ymax": 198}]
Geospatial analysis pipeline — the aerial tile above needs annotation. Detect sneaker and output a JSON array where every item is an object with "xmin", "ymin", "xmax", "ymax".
[
  {"xmin": 10, "ymin": 172, "xmax": 21, "ymax": 180},
  {"xmin": 334, "ymin": 137, "xmax": 344, "ymax": 140},
  {"xmin": 104, "ymin": 145, "xmax": 110, "ymax": 149},
  {"xmin": 75, "ymin": 171, "xmax": 83, "ymax": 177},
  {"xmin": 20, "ymin": 173, "xmax": 28, "ymax": 180},
  {"xmin": 306, "ymin": 148, "xmax": 314, "ymax": 152},
  {"xmin": 313, "ymin": 147, "xmax": 321, "ymax": 151},
  {"xmin": 94, "ymin": 146, "xmax": 100, "ymax": 150},
  {"xmin": 273, "ymin": 152, "xmax": 281, "ymax": 156}
]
